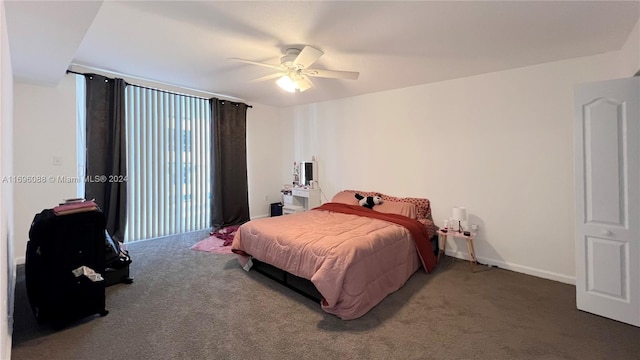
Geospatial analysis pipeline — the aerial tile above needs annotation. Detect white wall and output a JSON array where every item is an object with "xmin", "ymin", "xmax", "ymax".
[
  {"xmin": 13, "ymin": 76, "xmax": 80, "ymax": 264},
  {"xmin": 0, "ymin": 1, "xmax": 13, "ymax": 358},
  {"xmin": 282, "ymin": 48, "xmax": 633, "ymax": 284},
  {"xmin": 246, "ymin": 104, "xmax": 287, "ymax": 218},
  {"xmin": 620, "ymin": 18, "xmax": 640, "ymax": 76}
]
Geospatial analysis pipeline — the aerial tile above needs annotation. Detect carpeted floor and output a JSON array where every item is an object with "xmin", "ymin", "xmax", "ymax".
[{"xmin": 10, "ymin": 231, "xmax": 640, "ymax": 360}]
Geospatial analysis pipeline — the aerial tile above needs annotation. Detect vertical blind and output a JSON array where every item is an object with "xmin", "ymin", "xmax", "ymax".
[{"xmin": 125, "ymin": 86, "xmax": 211, "ymax": 242}]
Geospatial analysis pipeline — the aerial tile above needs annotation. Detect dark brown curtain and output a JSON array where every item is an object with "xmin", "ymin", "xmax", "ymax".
[
  {"xmin": 85, "ymin": 74, "xmax": 127, "ymax": 242},
  {"xmin": 209, "ymin": 98, "xmax": 250, "ymax": 229}
]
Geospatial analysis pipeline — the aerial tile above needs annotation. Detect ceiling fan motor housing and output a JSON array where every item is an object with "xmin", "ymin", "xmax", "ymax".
[{"xmin": 281, "ymin": 48, "xmax": 302, "ymax": 67}]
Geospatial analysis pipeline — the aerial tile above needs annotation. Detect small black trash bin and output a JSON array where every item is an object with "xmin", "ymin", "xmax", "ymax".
[{"xmin": 270, "ymin": 202, "xmax": 283, "ymax": 217}]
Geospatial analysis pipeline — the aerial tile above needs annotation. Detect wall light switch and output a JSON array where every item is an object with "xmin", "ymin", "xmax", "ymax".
[{"xmin": 53, "ymin": 156, "xmax": 62, "ymax": 166}]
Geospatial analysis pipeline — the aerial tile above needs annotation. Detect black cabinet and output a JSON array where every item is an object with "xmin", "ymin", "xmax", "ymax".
[{"xmin": 270, "ymin": 202, "xmax": 283, "ymax": 216}]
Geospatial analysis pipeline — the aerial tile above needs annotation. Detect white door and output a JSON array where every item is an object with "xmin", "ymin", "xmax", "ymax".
[{"xmin": 574, "ymin": 77, "xmax": 640, "ymax": 327}]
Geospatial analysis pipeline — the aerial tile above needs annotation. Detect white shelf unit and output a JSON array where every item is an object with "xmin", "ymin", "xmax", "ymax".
[{"xmin": 283, "ymin": 188, "xmax": 320, "ymax": 215}]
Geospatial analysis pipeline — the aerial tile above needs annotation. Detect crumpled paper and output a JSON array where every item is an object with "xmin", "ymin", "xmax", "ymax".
[{"xmin": 72, "ymin": 265, "xmax": 104, "ymax": 282}]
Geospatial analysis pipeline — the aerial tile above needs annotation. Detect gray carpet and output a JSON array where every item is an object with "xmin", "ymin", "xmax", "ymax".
[{"xmin": 11, "ymin": 231, "xmax": 640, "ymax": 360}]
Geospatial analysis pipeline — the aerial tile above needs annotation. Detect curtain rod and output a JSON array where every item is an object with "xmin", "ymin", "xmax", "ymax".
[{"xmin": 66, "ymin": 69, "xmax": 252, "ymax": 108}]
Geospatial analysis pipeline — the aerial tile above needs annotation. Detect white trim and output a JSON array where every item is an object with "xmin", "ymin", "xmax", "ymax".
[
  {"xmin": 75, "ymin": 74, "xmax": 85, "ymax": 198},
  {"xmin": 15, "ymin": 256, "xmax": 25, "ymax": 265},
  {"xmin": 446, "ymin": 250, "xmax": 575, "ymax": 285}
]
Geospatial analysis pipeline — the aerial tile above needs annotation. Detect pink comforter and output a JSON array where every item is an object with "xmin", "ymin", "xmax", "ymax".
[{"xmin": 231, "ymin": 204, "xmax": 432, "ymax": 320}]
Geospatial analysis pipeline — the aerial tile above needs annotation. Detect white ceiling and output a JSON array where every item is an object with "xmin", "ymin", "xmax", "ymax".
[{"xmin": 5, "ymin": 1, "xmax": 640, "ymax": 108}]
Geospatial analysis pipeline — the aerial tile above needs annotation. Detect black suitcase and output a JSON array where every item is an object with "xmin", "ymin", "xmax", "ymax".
[
  {"xmin": 104, "ymin": 230, "xmax": 133, "ymax": 287},
  {"xmin": 26, "ymin": 209, "xmax": 109, "ymax": 329}
]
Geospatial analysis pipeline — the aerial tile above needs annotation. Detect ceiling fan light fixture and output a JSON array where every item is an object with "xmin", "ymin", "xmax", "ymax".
[
  {"xmin": 276, "ymin": 75, "xmax": 297, "ymax": 93},
  {"xmin": 233, "ymin": 45, "xmax": 358, "ymax": 94}
]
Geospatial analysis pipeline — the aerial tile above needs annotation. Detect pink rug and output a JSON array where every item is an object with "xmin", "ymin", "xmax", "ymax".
[
  {"xmin": 191, "ymin": 236, "xmax": 234, "ymax": 254},
  {"xmin": 191, "ymin": 225, "xmax": 240, "ymax": 255}
]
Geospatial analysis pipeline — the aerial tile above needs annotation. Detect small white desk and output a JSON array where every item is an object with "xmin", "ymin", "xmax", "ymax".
[{"xmin": 282, "ymin": 187, "xmax": 320, "ymax": 214}]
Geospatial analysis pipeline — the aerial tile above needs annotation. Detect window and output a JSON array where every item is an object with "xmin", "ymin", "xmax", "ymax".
[{"xmin": 124, "ymin": 86, "xmax": 211, "ymax": 242}]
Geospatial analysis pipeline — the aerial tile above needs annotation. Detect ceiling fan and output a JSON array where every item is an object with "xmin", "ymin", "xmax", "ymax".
[{"xmin": 231, "ymin": 45, "xmax": 359, "ymax": 93}]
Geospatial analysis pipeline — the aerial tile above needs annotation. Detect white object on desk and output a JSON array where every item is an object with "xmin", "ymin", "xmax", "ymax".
[{"xmin": 452, "ymin": 206, "xmax": 467, "ymax": 232}]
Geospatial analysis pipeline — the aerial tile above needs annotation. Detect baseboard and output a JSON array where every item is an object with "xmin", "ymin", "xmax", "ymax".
[
  {"xmin": 15, "ymin": 256, "xmax": 25, "ymax": 265},
  {"xmin": 251, "ymin": 214, "xmax": 269, "ymax": 220},
  {"xmin": 446, "ymin": 250, "xmax": 575, "ymax": 285}
]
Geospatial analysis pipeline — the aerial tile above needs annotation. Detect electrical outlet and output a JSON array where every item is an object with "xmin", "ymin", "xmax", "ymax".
[{"xmin": 471, "ymin": 224, "xmax": 479, "ymax": 231}]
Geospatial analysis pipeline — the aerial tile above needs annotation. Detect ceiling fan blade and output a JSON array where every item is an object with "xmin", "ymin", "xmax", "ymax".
[
  {"xmin": 250, "ymin": 72, "xmax": 285, "ymax": 82},
  {"xmin": 230, "ymin": 58, "xmax": 283, "ymax": 71},
  {"xmin": 293, "ymin": 46, "xmax": 324, "ymax": 68},
  {"xmin": 296, "ymin": 76, "xmax": 314, "ymax": 92},
  {"xmin": 302, "ymin": 68, "xmax": 359, "ymax": 80}
]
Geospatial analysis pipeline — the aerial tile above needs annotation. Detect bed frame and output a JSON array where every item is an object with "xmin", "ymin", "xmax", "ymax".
[
  {"xmin": 250, "ymin": 236, "xmax": 439, "ymax": 304},
  {"xmin": 251, "ymin": 258, "xmax": 323, "ymax": 302}
]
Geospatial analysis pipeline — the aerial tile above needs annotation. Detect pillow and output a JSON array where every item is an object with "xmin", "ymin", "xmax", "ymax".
[
  {"xmin": 332, "ymin": 190, "xmax": 432, "ymax": 221},
  {"xmin": 330, "ymin": 191, "xmax": 360, "ymax": 205},
  {"xmin": 381, "ymin": 195, "xmax": 432, "ymax": 221},
  {"xmin": 373, "ymin": 201, "xmax": 417, "ymax": 219}
]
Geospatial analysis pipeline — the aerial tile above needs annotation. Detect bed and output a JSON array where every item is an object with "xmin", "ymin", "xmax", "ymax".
[{"xmin": 231, "ymin": 190, "xmax": 439, "ymax": 320}]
